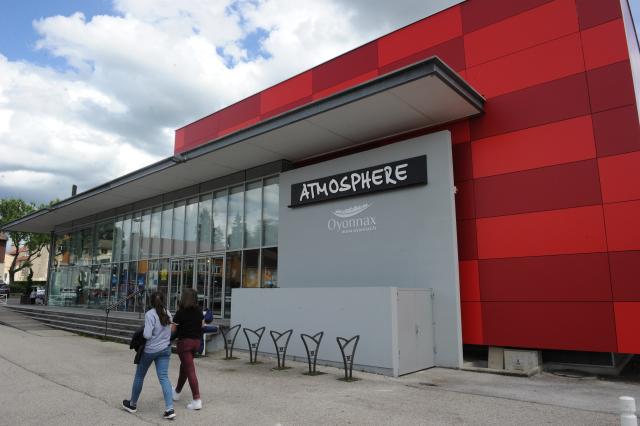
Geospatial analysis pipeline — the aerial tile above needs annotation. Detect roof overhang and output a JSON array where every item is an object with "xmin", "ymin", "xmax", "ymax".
[{"xmin": 4, "ymin": 57, "xmax": 484, "ymax": 234}]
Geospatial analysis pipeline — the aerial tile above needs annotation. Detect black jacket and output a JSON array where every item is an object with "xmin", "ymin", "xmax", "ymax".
[{"xmin": 129, "ymin": 326, "xmax": 146, "ymax": 364}]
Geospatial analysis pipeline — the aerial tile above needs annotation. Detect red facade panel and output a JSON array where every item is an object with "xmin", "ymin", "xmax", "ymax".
[
  {"xmin": 586, "ymin": 61, "xmax": 635, "ymax": 113},
  {"xmin": 452, "ymin": 142, "xmax": 473, "ymax": 183},
  {"xmin": 378, "ymin": 36, "xmax": 466, "ymax": 74},
  {"xmin": 466, "ymin": 33, "xmax": 584, "ymax": 98},
  {"xmin": 472, "ymin": 115, "xmax": 596, "ymax": 178},
  {"xmin": 460, "ymin": 260, "xmax": 481, "ymax": 302},
  {"xmin": 610, "ymin": 251, "xmax": 640, "ymax": 301},
  {"xmin": 461, "ymin": 0, "xmax": 554, "ymax": 33},
  {"xmin": 483, "ymin": 302, "xmax": 617, "ymax": 352},
  {"xmin": 260, "ymin": 71, "xmax": 312, "ymax": 116},
  {"xmin": 474, "ymin": 160, "xmax": 602, "ymax": 218},
  {"xmin": 461, "ymin": 301, "xmax": 484, "ymax": 344},
  {"xmin": 599, "ymin": 151, "xmax": 640, "ymax": 203},
  {"xmin": 603, "ymin": 200, "xmax": 640, "ymax": 251},
  {"xmin": 592, "ymin": 105, "xmax": 640, "ymax": 157},
  {"xmin": 377, "ymin": 6, "xmax": 462, "ymax": 67},
  {"xmin": 581, "ymin": 19, "xmax": 629, "ymax": 70},
  {"xmin": 476, "ymin": 206, "xmax": 607, "ymax": 259},
  {"xmin": 312, "ymin": 42, "xmax": 378, "ymax": 93},
  {"xmin": 479, "ymin": 253, "xmax": 612, "ymax": 301},
  {"xmin": 456, "ymin": 219, "xmax": 478, "ymax": 261},
  {"xmin": 464, "ymin": 0, "xmax": 578, "ymax": 68},
  {"xmin": 614, "ymin": 302, "xmax": 640, "ymax": 353},
  {"xmin": 216, "ymin": 94, "xmax": 260, "ymax": 137},
  {"xmin": 575, "ymin": 0, "xmax": 622, "ymax": 30},
  {"xmin": 455, "ymin": 180, "xmax": 476, "ymax": 219},
  {"xmin": 469, "ymin": 73, "xmax": 591, "ymax": 140}
]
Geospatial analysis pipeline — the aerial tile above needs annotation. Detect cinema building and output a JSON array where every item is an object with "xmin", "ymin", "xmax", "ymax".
[{"xmin": 5, "ymin": 0, "xmax": 640, "ymax": 375}]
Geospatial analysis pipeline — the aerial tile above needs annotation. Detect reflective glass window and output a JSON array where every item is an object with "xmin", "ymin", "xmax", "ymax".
[
  {"xmin": 172, "ymin": 201, "xmax": 185, "ymax": 256},
  {"xmin": 263, "ymin": 177, "xmax": 279, "ymax": 246},
  {"xmin": 80, "ymin": 228, "xmax": 93, "ymax": 265},
  {"xmin": 244, "ymin": 181, "xmax": 262, "ymax": 248},
  {"xmin": 131, "ymin": 212, "xmax": 141, "ymax": 260},
  {"xmin": 150, "ymin": 207, "xmax": 162, "ymax": 257},
  {"xmin": 113, "ymin": 217, "xmax": 123, "ymax": 262},
  {"xmin": 54, "ymin": 234, "xmax": 71, "ymax": 266},
  {"xmin": 212, "ymin": 190, "xmax": 227, "ymax": 251},
  {"xmin": 161, "ymin": 204, "xmax": 173, "ymax": 256},
  {"xmin": 242, "ymin": 249, "xmax": 259, "ymax": 288},
  {"xmin": 198, "ymin": 194, "xmax": 212, "ymax": 253},
  {"xmin": 95, "ymin": 221, "xmax": 114, "ymax": 264},
  {"xmin": 224, "ymin": 251, "xmax": 242, "ymax": 318},
  {"xmin": 226, "ymin": 185, "xmax": 244, "ymax": 250},
  {"xmin": 185, "ymin": 197, "xmax": 198, "ymax": 254},
  {"xmin": 140, "ymin": 209, "xmax": 151, "ymax": 259},
  {"xmin": 261, "ymin": 247, "xmax": 278, "ymax": 288},
  {"xmin": 122, "ymin": 215, "xmax": 132, "ymax": 261}
]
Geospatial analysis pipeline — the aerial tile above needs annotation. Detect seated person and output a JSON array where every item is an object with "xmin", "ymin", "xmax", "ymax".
[{"xmin": 198, "ymin": 308, "xmax": 218, "ymax": 355}]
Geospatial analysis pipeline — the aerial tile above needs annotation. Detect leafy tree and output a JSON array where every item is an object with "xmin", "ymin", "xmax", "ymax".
[{"xmin": 0, "ymin": 198, "xmax": 56, "ymax": 285}]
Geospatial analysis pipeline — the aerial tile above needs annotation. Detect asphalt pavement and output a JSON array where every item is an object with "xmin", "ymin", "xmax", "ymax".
[{"xmin": 0, "ymin": 321, "xmax": 636, "ymax": 425}]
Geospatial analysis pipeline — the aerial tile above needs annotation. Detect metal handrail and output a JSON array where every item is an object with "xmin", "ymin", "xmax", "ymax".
[{"xmin": 103, "ymin": 288, "xmax": 145, "ymax": 338}]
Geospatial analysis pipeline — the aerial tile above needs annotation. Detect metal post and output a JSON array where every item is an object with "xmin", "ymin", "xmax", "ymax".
[
  {"xmin": 336, "ymin": 335, "xmax": 360, "ymax": 382},
  {"xmin": 301, "ymin": 332, "xmax": 325, "ymax": 376}
]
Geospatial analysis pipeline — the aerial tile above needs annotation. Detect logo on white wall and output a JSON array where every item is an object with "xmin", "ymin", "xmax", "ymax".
[{"xmin": 328, "ymin": 203, "xmax": 377, "ymax": 234}]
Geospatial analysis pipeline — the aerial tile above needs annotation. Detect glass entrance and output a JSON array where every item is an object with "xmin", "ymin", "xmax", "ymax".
[
  {"xmin": 169, "ymin": 258, "xmax": 195, "ymax": 312},
  {"xmin": 210, "ymin": 257, "xmax": 224, "ymax": 317}
]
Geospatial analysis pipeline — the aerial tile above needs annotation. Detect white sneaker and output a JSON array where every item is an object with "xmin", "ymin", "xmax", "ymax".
[
  {"xmin": 186, "ymin": 399, "xmax": 202, "ymax": 410},
  {"xmin": 172, "ymin": 388, "xmax": 181, "ymax": 401}
]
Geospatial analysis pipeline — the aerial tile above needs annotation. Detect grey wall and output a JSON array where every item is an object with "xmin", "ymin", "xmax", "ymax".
[{"xmin": 278, "ymin": 132, "xmax": 462, "ymax": 367}]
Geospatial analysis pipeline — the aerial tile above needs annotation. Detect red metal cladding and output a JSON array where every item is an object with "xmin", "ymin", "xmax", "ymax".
[
  {"xmin": 377, "ymin": 6, "xmax": 462, "ymax": 67},
  {"xmin": 469, "ymin": 73, "xmax": 591, "ymax": 140},
  {"xmin": 466, "ymin": 33, "xmax": 585, "ymax": 98},
  {"xmin": 378, "ymin": 37, "xmax": 466, "ymax": 75},
  {"xmin": 610, "ymin": 251, "xmax": 640, "ymax": 301},
  {"xmin": 603, "ymin": 200, "xmax": 640, "ymax": 251},
  {"xmin": 464, "ymin": 0, "xmax": 578, "ymax": 68},
  {"xmin": 216, "ymin": 94, "xmax": 261, "ymax": 137},
  {"xmin": 575, "ymin": 0, "xmax": 622, "ymax": 30},
  {"xmin": 471, "ymin": 115, "xmax": 596, "ymax": 178},
  {"xmin": 313, "ymin": 42, "xmax": 378, "ymax": 93},
  {"xmin": 461, "ymin": 0, "xmax": 555, "ymax": 33},
  {"xmin": 260, "ymin": 71, "xmax": 312, "ymax": 116},
  {"xmin": 614, "ymin": 302, "xmax": 640, "ymax": 353},
  {"xmin": 456, "ymin": 219, "xmax": 478, "ymax": 261},
  {"xmin": 592, "ymin": 105, "xmax": 640, "ymax": 157},
  {"xmin": 479, "ymin": 253, "xmax": 612, "ymax": 301},
  {"xmin": 461, "ymin": 301, "xmax": 484, "ymax": 344},
  {"xmin": 459, "ymin": 260, "xmax": 481, "ymax": 302},
  {"xmin": 455, "ymin": 180, "xmax": 476, "ymax": 220},
  {"xmin": 482, "ymin": 302, "xmax": 618, "ymax": 352},
  {"xmin": 586, "ymin": 61, "xmax": 635, "ymax": 113},
  {"xmin": 598, "ymin": 151, "xmax": 640, "ymax": 203},
  {"xmin": 581, "ymin": 19, "xmax": 629, "ymax": 70},
  {"xmin": 474, "ymin": 159, "xmax": 603, "ymax": 218},
  {"xmin": 452, "ymin": 142, "xmax": 473, "ymax": 183},
  {"xmin": 476, "ymin": 205, "xmax": 607, "ymax": 259}
]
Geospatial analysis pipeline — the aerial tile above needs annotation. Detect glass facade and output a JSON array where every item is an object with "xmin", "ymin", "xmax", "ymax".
[{"xmin": 48, "ymin": 176, "xmax": 279, "ymax": 317}]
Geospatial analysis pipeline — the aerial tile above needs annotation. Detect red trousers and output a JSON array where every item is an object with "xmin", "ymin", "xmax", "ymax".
[{"xmin": 175, "ymin": 338, "xmax": 201, "ymax": 400}]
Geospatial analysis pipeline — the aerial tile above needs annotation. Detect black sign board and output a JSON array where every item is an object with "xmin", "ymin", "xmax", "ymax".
[{"xmin": 290, "ymin": 155, "xmax": 427, "ymax": 207}]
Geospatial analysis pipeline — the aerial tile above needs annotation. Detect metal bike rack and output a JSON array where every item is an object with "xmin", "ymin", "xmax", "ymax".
[
  {"xmin": 301, "ymin": 331, "xmax": 325, "ymax": 376},
  {"xmin": 336, "ymin": 335, "xmax": 360, "ymax": 382},
  {"xmin": 269, "ymin": 329, "xmax": 293, "ymax": 370},
  {"xmin": 243, "ymin": 326, "xmax": 266, "ymax": 364},
  {"xmin": 221, "ymin": 324, "xmax": 241, "ymax": 360}
]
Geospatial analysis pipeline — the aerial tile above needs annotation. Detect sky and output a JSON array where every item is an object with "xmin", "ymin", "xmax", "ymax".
[{"xmin": 0, "ymin": 0, "xmax": 639, "ymax": 205}]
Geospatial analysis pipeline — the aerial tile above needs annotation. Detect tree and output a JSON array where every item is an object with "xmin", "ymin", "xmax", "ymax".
[{"xmin": 0, "ymin": 198, "xmax": 54, "ymax": 285}]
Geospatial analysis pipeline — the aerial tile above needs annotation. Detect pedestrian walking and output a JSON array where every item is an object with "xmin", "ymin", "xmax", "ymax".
[
  {"xmin": 122, "ymin": 291, "xmax": 175, "ymax": 420},
  {"xmin": 172, "ymin": 288, "xmax": 204, "ymax": 410}
]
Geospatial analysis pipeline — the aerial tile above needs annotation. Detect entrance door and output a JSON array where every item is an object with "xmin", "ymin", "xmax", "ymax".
[
  {"xmin": 169, "ymin": 260, "xmax": 182, "ymax": 312},
  {"xmin": 209, "ymin": 257, "xmax": 224, "ymax": 317}
]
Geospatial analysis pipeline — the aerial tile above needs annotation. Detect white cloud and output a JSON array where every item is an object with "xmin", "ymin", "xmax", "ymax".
[{"xmin": 0, "ymin": 0, "xmax": 449, "ymax": 204}]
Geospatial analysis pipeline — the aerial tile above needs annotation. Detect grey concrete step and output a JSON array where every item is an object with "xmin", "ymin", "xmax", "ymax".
[
  {"xmin": 20, "ymin": 314, "xmax": 137, "ymax": 338},
  {"xmin": 42, "ymin": 322, "xmax": 130, "ymax": 344}
]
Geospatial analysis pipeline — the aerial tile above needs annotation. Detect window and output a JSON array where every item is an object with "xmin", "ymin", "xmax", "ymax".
[
  {"xmin": 242, "ymin": 249, "xmax": 259, "ymax": 288},
  {"xmin": 150, "ymin": 207, "xmax": 162, "ymax": 257},
  {"xmin": 161, "ymin": 204, "xmax": 173, "ymax": 256},
  {"xmin": 261, "ymin": 247, "xmax": 278, "ymax": 288},
  {"xmin": 213, "ymin": 190, "xmax": 227, "ymax": 251},
  {"xmin": 244, "ymin": 181, "xmax": 262, "ymax": 248},
  {"xmin": 113, "ymin": 217, "xmax": 123, "ymax": 262},
  {"xmin": 198, "ymin": 194, "xmax": 212, "ymax": 253},
  {"xmin": 172, "ymin": 201, "xmax": 185, "ymax": 256},
  {"xmin": 227, "ymin": 185, "xmax": 244, "ymax": 250},
  {"xmin": 185, "ymin": 197, "xmax": 199, "ymax": 254},
  {"xmin": 140, "ymin": 209, "xmax": 151, "ymax": 258},
  {"xmin": 263, "ymin": 177, "xmax": 279, "ymax": 246},
  {"xmin": 95, "ymin": 221, "xmax": 114, "ymax": 264},
  {"xmin": 131, "ymin": 212, "xmax": 141, "ymax": 260}
]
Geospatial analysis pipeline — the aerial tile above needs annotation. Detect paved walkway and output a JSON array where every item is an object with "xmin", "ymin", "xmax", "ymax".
[{"xmin": 0, "ymin": 322, "xmax": 637, "ymax": 425}]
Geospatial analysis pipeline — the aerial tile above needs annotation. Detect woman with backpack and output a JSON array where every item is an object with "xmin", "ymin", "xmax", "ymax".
[
  {"xmin": 122, "ymin": 291, "xmax": 175, "ymax": 420},
  {"xmin": 171, "ymin": 288, "xmax": 204, "ymax": 410}
]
